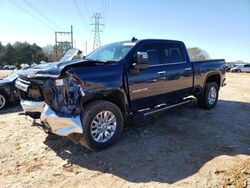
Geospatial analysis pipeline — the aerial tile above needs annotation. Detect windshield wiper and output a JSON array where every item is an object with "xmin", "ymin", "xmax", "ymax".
[
  {"xmin": 85, "ymin": 58, "xmax": 116, "ymax": 64},
  {"xmin": 84, "ymin": 58, "xmax": 95, "ymax": 61},
  {"xmin": 105, "ymin": 60, "xmax": 116, "ymax": 64}
]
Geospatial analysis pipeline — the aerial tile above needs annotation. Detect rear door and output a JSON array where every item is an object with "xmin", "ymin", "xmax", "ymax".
[{"xmin": 160, "ymin": 42, "xmax": 193, "ymax": 101}]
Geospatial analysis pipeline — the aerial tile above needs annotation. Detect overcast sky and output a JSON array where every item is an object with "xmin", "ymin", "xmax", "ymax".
[{"xmin": 0, "ymin": 0, "xmax": 250, "ymax": 62}]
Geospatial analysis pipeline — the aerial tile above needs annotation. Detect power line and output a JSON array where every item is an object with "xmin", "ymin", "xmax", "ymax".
[
  {"xmin": 73, "ymin": 0, "xmax": 89, "ymax": 32},
  {"xmin": 45, "ymin": 0, "xmax": 71, "ymax": 27},
  {"xmin": 22, "ymin": 0, "xmax": 62, "ymax": 30},
  {"xmin": 103, "ymin": 0, "xmax": 109, "ymax": 18},
  {"xmin": 81, "ymin": 0, "xmax": 90, "ymax": 18},
  {"xmin": 102, "ymin": 0, "xmax": 106, "ymax": 17},
  {"xmin": 102, "ymin": 0, "xmax": 109, "ymax": 25},
  {"xmin": 9, "ymin": 0, "xmax": 54, "ymax": 30},
  {"xmin": 106, "ymin": 0, "xmax": 110, "ymax": 17},
  {"xmin": 90, "ymin": 13, "xmax": 104, "ymax": 50}
]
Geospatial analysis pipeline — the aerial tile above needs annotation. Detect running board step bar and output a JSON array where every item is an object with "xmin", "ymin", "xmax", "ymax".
[{"xmin": 143, "ymin": 99, "xmax": 194, "ymax": 116}]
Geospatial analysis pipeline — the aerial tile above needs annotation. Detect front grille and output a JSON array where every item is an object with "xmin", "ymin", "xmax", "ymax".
[{"xmin": 18, "ymin": 77, "xmax": 31, "ymax": 85}]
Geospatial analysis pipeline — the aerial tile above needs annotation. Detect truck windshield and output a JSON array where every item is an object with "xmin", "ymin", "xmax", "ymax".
[{"xmin": 85, "ymin": 42, "xmax": 135, "ymax": 63}]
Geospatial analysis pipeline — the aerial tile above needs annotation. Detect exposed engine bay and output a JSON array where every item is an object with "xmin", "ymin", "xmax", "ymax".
[
  {"xmin": 17, "ymin": 73, "xmax": 84, "ymax": 117},
  {"xmin": 43, "ymin": 73, "xmax": 84, "ymax": 116}
]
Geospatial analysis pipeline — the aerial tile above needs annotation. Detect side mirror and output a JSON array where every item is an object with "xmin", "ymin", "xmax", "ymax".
[{"xmin": 133, "ymin": 52, "xmax": 149, "ymax": 70}]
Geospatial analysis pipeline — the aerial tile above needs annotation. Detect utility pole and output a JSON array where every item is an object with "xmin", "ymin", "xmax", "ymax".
[
  {"xmin": 90, "ymin": 13, "xmax": 104, "ymax": 50},
  {"xmin": 55, "ymin": 25, "xmax": 73, "ymax": 60}
]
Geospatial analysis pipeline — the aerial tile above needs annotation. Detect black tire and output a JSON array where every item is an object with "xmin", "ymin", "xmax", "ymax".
[
  {"xmin": 0, "ymin": 92, "xmax": 7, "ymax": 110},
  {"xmin": 236, "ymin": 69, "xmax": 241, "ymax": 73},
  {"xmin": 197, "ymin": 82, "xmax": 219, "ymax": 109},
  {"xmin": 81, "ymin": 100, "xmax": 123, "ymax": 151}
]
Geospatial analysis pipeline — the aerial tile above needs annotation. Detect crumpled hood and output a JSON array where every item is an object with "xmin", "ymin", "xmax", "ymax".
[{"xmin": 18, "ymin": 59, "xmax": 86, "ymax": 79}]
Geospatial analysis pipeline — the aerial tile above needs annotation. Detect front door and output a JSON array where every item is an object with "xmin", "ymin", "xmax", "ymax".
[{"xmin": 127, "ymin": 42, "xmax": 167, "ymax": 110}]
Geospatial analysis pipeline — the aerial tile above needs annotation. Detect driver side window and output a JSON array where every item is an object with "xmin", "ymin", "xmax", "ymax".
[{"xmin": 137, "ymin": 43, "xmax": 161, "ymax": 66}]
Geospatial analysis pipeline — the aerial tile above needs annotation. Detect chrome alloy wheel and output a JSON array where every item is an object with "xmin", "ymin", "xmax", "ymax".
[
  {"xmin": 208, "ymin": 86, "xmax": 217, "ymax": 105},
  {"xmin": 0, "ymin": 94, "xmax": 6, "ymax": 109},
  {"xmin": 90, "ymin": 111, "xmax": 117, "ymax": 143}
]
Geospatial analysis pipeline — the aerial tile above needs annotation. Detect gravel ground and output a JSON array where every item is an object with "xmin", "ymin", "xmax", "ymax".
[
  {"xmin": 0, "ymin": 70, "xmax": 13, "ymax": 79},
  {"xmin": 0, "ymin": 73, "xmax": 249, "ymax": 188}
]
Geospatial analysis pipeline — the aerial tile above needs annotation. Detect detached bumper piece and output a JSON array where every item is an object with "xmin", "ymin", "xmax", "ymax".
[
  {"xmin": 41, "ymin": 105, "xmax": 83, "ymax": 136},
  {"xmin": 20, "ymin": 100, "xmax": 45, "ymax": 119},
  {"xmin": 20, "ymin": 100, "xmax": 83, "ymax": 137},
  {"xmin": 21, "ymin": 100, "xmax": 45, "ymax": 113}
]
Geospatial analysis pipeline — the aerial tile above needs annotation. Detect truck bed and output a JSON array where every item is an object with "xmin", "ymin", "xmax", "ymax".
[{"xmin": 192, "ymin": 59, "xmax": 225, "ymax": 88}]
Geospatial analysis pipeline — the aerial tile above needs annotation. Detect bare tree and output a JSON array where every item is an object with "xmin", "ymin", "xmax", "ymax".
[{"xmin": 188, "ymin": 47, "xmax": 210, "ymax": 61}]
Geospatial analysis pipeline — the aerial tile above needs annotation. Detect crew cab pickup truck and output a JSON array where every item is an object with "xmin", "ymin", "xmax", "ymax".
[{"xmin": 16, "ymin": 39, "xmax": 226, "ymax": 150}]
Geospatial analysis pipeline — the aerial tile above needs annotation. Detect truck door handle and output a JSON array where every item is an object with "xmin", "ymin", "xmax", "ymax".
[
  {"xmin": 185, "ymin": 67, "xmax": 191, "ymax": 71},
  {"xmin": 158, "ymin": 71, "xmax": 166, "ymax": 80},
  {"xmin": 157, "ymin": 71, "xmax": 166, "ymax": 74}
]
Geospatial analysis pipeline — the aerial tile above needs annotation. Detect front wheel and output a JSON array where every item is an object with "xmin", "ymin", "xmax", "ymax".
[
  {"xmin": 81, "ymin": 100, "xmax": 123, "ymax": 151},
  {"xmin": 197, "ymin": 82, "xmax": 219, "ymax": 109}
]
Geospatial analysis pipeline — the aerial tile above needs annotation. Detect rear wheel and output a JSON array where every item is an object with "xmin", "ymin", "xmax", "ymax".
[
  {"xmin": 0, "ymin": 93, "xmax": 7, "ymax": 110},
  {"xmin": 81, "ymin": 100, "xmax": 123, "ymax": 151},
  {"xmin": 197, "ymin": 82, "xmax": 219, "ymax": 109}
]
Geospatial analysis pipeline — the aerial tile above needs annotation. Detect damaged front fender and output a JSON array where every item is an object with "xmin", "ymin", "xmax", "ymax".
[{"xmin": 41, "ymin": 72, "xmax": 85, "ymax": 116}]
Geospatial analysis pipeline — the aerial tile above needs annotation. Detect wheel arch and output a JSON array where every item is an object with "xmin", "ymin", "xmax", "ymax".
[
  {"xmin": 81, "ymin": 89, "xmax": 128, "ymax": 115},
  {"xmin": 204, "ymin": 73, "xmax": 221, "ymax": 89},
  {"xmin": 0, "ymin": 89, "xmax": 8, "ymax": 101}
]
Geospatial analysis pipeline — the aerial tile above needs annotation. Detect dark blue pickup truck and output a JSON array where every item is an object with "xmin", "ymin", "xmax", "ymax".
[{"xmin": 16, "ymin": 39, "xmax": 226, "ymax": 150}]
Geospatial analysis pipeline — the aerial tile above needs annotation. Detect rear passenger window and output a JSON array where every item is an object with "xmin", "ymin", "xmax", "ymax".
[
  {"xmin": 137, "ymin": 43, "xmax": 161, "ymax": 65},
  {"xmin": 162, "ymin": 43, "xmax": 185, "ymax": 63}
]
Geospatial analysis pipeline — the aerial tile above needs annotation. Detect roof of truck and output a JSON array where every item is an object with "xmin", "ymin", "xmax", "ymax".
[
  {"xmin": 128, "ymin": 36, "xmax": 182, "ymax": 43},
  {"xmin": 99, "ymin": 39, "xmax": 185, "ymax": 49},
  {"xmin": 137, "ymin": 39, "xmax": 183, "ymax": 43}
]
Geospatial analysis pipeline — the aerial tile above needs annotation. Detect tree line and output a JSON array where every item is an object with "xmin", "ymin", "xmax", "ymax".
[
  {"xmin": 0, "ymin": 41, "xmax": 71, "ymax": 68},
  {"xmin": 0, "ymin": 42, "xmax": 48, "ymax": 68}
]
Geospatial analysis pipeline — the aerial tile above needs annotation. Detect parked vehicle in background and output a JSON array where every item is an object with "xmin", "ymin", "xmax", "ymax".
[
  {"xmin": 4, "ymin": 65, "xmax": 17, "ymax": 70},
  {"xmin": 230, "ymin": 64, "xmax": 250, "ymax": 73},
  {"xmin": 3, "ymin": 65, "xmax": 10, "ymax": 70},
  {"xmin": 9, "ymin": 66, "xmax": 17, "ymax": 70},
  {"xmin": 225, "ymin": 64, "xmax": 235, "ymax": 72},
  {"xmin": 16, "ymin": 39, "xmax": 226, "ymax": 150},
  {"xmin": 0, "ymin": 71, "xmax": 20, "ymax": 110}
]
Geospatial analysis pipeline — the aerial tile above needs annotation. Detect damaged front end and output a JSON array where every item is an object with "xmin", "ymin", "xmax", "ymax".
[{"xmin": 16, "ymin": 72, "xmax": 85, "ymax": 136}]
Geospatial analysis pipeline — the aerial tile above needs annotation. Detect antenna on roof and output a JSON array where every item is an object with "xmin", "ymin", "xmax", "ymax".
[{"xmin": 131, "ymin": 37, "xmax": 138, "ymax": 42}]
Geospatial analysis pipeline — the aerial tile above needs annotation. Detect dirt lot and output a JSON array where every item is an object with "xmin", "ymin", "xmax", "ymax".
[
  {"xmin": 0, "ymin": 70, "xmax": 13, "ymax": 79},
  {"xmin": 0, "ymin": 73, "xmax": 249, "ymax": 188}
]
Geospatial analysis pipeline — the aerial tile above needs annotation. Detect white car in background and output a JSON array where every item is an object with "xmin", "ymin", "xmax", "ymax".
[{"xmin": 230, "ymin": 64, "xmax": 250, "ymax": 73}]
